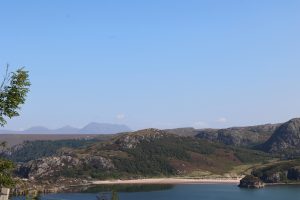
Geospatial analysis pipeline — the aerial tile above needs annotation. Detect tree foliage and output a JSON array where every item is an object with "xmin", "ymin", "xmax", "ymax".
[
  {"xmin": 0, "ymin": 65, "xmax": 30, "ymax": 126},
  {"xmin": 0, "ymin": 159, "xmax": 15, "ymax": 187},
  {"xmin": 0, "ymin": 65, "xmax": 30, "ymax": 188}
]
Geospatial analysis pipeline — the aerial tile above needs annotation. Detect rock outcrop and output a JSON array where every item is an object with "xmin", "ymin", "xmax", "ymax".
[
  {"xmin": 17, "ymin": 155, "xmax": 114, "ymax": 180},
  {"xmin": 260, "ymin": 118, "xmax": 300, "ymax": 154},
  {"xmin": 287, "ymin": 166, "xmax": 300, "ymax": 180},
  {"xmin": 115, "ymin": 128, "xmax": 174, "ymax": 149},
  {"xmin": 196, "ymin": 124, "xmax": 279, "ymax": 147},
  {"xmin": 251, "ymin": 159, "xmax": 300, "ymax": 183},
  {"xmin": 239, "ymin": 175, "xmax": 265, "ymax": 189}
]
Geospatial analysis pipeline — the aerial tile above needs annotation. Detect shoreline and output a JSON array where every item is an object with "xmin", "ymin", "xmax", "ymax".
[{"xmin": 92, "ymin": 178, "xmax": 241, "ymax": 185}]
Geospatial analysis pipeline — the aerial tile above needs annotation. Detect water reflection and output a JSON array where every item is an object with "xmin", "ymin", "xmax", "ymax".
[
  {"xmin": 14, "ymin": 184, "xmax": 300, "ymax": 200},
  {"xmin": 92, "ymin": 185, "xmax": 174, "ymax": 200},
  {"xmin": 84, "ymin": 184, "xmax": 174, "ymax": 193},
  {"xmin": 61, "ymin": 184, "xmax": 174, "ymax": 200},
  {"xmin": 13, "ymin": 184, "xmax": 174, "ymax": 200}
]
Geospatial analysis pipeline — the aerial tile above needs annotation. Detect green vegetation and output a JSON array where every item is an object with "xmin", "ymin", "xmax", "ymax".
[
  {"xmin": 84, "ymin": 184, "xmax": 174, "ymax": 193},
  {"xmin": 0, "ymin": 66, "xmax": 30, "ymax": 187},
  {"xmin": 0, "ymin": 66, "xmax": 30, "ymax": 126},
  {"xmin": 25, "ymin": 195, "xmax": 41, "ymax": 200},
  {"xmin": 250, "ymin": 159, "xmax": 300, "ymax": 183},
  {"xmin": 0, "ymin": 158, "xmax": 15, "ymax": 187},
  {"xmin": 9, "ymin": 118, "xmax": 300, "ymax": 185},
  {"xmin": 233, "ymin": 148, "xmax": 271, "ymax": 163},
  {"xmin": 55, "ymin": 132, "xmax": 273, "ymax": 180},
  {"xmin": 7, "ymin": 139, "xmax": 100, "ymax": 162}
]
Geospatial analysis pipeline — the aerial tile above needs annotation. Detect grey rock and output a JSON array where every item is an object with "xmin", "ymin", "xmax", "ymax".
[
  {"xmin": 115, "ymin": 128, "xmax": 173, "ymax": 149},
  {"xmin": 261, "ymin": 118, "xmax": 300, "ymax": 153},
  {"xmin": 196, "ymin": 124, "xmax": 279, "ymax": 147},
  {"xmin": 239, "ymin": 175, "xmax": 265, "ymax": 189},
  {"xmin": 17, "ymin": 155, "xmax": 114, "ymax": 180}
]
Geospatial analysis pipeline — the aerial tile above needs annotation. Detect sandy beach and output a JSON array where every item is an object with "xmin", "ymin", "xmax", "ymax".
[{"xmin": 92, "ymin": 178, "xmax": 242, "ymax": 185}]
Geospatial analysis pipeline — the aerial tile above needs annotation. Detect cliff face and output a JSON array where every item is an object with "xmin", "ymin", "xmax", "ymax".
[
  {"xmin": 260, "ymin": 118, "xmax": 300, "ymax": 154},
  {"xmin": 239, "ymin": 175, "xmax": 265, "ymax": 188},
  {"xmin": 196, "ymin": 124, "xmax": 279, "ymax": 147},
  {"xmin": 17, "ymin": 155, "xmax": 115, "ymax": 180}
]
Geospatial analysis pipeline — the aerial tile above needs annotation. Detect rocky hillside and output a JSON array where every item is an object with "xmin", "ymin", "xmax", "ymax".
[
  {"xmin": 10, "ymin": 118, "xmax": 300, "ymax": 185},
  {"xmin": 1, "ymin": 138, "xmax": 105, "ymax": 163},
  {"xmin": 17, "ymin": 155, "xmax": 115, "ymax": 180},
  {"xmin": 15, "ymin": 129, "xmax": 271, "ymax": 181},
  {"xmin": 251, "ymin": 159, "xmax": 300, "ymax": 183},
  {"xmin": 260, "ymin": 118, "xmax": 300, "ymax": 155},
  {"xmin": 195, "ymin": 124, "xmax": 279, "ymax": 147},
  {"xmin": 165, "ymin": 128, "xmax": 199, "ymax": 137}
]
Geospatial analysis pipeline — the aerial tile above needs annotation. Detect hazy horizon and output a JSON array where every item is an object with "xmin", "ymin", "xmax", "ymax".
[
  {"xmin": 0, "ymin": 116, "xmax": 296, "ymax": 133},
  {"xmin": 1, "ymin": 0, "xmax": 300, "ymax": 131}
]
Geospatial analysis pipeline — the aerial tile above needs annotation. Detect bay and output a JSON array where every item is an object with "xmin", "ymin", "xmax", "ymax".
[{"xmin": 13, "ymin": 184, "xmax": 300, "ymax": 200}]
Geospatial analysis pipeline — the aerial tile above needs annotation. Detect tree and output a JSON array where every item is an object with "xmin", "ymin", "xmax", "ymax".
[
  {"xmin": 0, "ymin": 65, "xmax": 30, "ymax": 126},
  {"xmin": 0, "ymin": 65, "xmax": 30, "ymax": 187},
  {"xmin": 0, "ymin": 158, "xmax": 14, "ymax": 187}
]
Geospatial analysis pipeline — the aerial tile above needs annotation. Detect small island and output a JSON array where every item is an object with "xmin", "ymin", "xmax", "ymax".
[{"xmin": 239, "ymin": 175, "xmax": 265, "ymax": 189}]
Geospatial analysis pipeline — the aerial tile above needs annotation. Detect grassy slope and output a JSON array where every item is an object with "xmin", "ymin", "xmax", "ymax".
[
  {"xmin": 3, "ymin": 135, "xmax": 114, "ymax": 162},
  {"xmin": 0, "ymin": 134, "xmax": 113, "ymax": 147},
  {"xmin": 59, "ymin": 132, "xmax": 272, "ymax": 179},
  {"xmin": 9, "ymin": 130, "xmax": 275, "ymax": 180}
]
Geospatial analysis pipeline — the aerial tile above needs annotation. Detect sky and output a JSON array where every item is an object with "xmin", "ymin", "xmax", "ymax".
[{"xmin": 0, "ymin": 0, "xmax": 299, "ymax": 131}]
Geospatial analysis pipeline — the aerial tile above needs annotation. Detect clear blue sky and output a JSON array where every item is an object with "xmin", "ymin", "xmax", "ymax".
[{"xmin": 0, "ymin": 0, "xmax": 299, "ymax": 130}]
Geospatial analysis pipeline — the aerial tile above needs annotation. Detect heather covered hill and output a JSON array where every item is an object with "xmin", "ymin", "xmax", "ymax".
[
  {"xmin": 15, "ymin": 129, "xmax": 271, "ymax": 181},
  {"xmin": 10, "ymin": 119, "xmax": 300, "ymax": 184},
  {"xmin": 2, "ymin": 138, "xmax": 107, "ymax": 163},
  {"xmin": 0, "ymin": 134, "xmax": 102, "ymax": 147}
]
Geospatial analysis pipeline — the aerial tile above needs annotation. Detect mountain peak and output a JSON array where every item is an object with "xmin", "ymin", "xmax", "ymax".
[
  {"xmin": 260, "ymin": 118, "xmax": 300, "ymax": 153},
  {"xmin": 24, "ymin": 126, "xmax": 51, "ymax": 133},
  {"xmin": 287, "ymin": 118, "xmax": 300, "ymax": 124}
]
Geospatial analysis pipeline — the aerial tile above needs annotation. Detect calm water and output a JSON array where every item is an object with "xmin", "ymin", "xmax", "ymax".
[{"xmin": 13, "ymin": 184, "xmax": 300, "ymax": 200}]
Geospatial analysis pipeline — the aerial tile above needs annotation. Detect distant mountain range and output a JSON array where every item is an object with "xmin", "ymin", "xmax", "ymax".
[{"xmin": 0, "ymin": 123, "xmax": 131, "ymax": 134}]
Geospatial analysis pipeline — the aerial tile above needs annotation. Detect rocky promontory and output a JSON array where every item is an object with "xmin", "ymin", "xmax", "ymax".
[{"xmin": 239, "ymin": 175, "xmax": 265, "ymax": 189}]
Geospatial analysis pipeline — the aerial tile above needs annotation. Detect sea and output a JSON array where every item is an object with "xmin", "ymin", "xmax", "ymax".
[{"xmin": 12, "ymin": 184, "xmax": 300, "ymax": 200}]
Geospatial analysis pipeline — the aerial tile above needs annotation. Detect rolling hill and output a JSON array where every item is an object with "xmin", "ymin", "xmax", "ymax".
[
  {"xmin": 15, "ymin": 128, "xmax": 271, "ymax": 181},
  {"xmin": 5, "ymin": 118, "xmax": 300, "ymax": 185}
]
